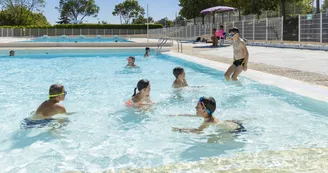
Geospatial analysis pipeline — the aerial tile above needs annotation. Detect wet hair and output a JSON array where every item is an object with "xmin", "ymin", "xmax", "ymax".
[
  {"xmin": 201, "ymin": 96, "xmax": 216, "ymax": 115},
  {"xmin": 9, "ymin": 50, "xmax": 14, "ymax": 55},
  {"xmin": 133, "ymin": 79, "xmax": 150, "ymax": 96},
  {"xmin": 49, "ymin": 84, "xmax": 64, "ymax": 98},
  {"xmin": 129, "ymin": 56, "xmax": 135, "ymax": 61},
  {"xmin": 212, "ymin": 28, "xmax": 216, "ymax": 31},
  {"xmin": 145, "ymin": 47, "xmax": 150, "ymax": 51},
  {"xmin": 229, "ymin": 27, "xmax": 239, "ymax": 34},
  {"xmin": 220, "ymin": 25, "xmax": 224, "ymax": 29},
  {"xmin": 173, "ymin": 67, "xmax": 184, "ymax": 78}
]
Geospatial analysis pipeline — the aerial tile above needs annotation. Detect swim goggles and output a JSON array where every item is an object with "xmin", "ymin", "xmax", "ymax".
[
  {"xmin": 229, "ymin": 33, "xmax": 235, "ymax": 37},
  {"xmin": 199, "ymin": 97, "xmax": 212, "ymax": 115},
  {"xmin": 49, "ymin": 91, "xmax": 67, "ymax": 98}
]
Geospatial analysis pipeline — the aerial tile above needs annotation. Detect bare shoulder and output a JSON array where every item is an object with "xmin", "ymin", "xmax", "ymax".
[
  {"xmin": 54, "ymin": 103, "xmax": 66, "ymax": 114},
  {"xmin": 216, "ymin": 120, "xmax": 239, "ymax": 131}
]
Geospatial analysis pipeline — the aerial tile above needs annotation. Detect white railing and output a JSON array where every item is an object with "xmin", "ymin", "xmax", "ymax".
[
  {"xmin": 0, "ymin": 28, "xmax": 147, "ymax": 38},
  {"xmin": 149, "ymin": 13, "xmax": 328, "ymax": 44},
  {"xmin": 1, "ymin": 13, "xmax": 327, "ymax": 44}
]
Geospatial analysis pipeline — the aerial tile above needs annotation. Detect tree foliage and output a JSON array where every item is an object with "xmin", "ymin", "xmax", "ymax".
[
  {"xmin": 173, "ymin": 15, "xmax": 187, "ymax": 26},
  {"xmin": 179, "ymin": 0, "xmax": 312, "ymax": 22},
  {"xmin": 0, "ymin": 6, "xmax": 49, "ymax": 26},
  {"xmin": 112, "ymin": 0, "xmax": 145, "ymax": 24},
  {"xmin": 0, "ymin": 0, "xmax": 46, "ymax": 26},
  {"xmin": 179, "ymin": 0, "xmax": 224, "ymax": 20},
  {"xmin": 322, "ymin": 0, "xmax": 328, "ymax": 12},
  {"xmin": 132, "ymin": 16, "xmax": 154, "ymax": 24},
  {"xmin": 56, "ymin": 0, "xmax": 100, "ymax": 24},
  {"xmin": 155, "ymin": 17, "xmax": 174, "ymax": 27}
]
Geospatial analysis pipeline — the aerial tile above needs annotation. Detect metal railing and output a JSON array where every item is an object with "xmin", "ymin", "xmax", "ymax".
[
  {"xmin": 148, "ymin": 13, "xmax": 328, "ymax": 44},
  {"xmin": 0, "ymin": 28, "xmax": 147, "ymax": 38},
  {"xmin": 1, "ymin": 13, "xmax": 327, "ymax": 45}
]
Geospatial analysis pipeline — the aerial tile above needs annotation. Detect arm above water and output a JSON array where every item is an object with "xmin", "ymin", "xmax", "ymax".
[
  {"xmin": 169, "ymin": 114, "xmax": 199, "ymax": 117},
  {"xmin": 65, "ymin": 112, "xmax": 76, "ymax": 115},
  {"xmin": 172, "ymin": 123, "xmax": 209, "ymax": 134}
]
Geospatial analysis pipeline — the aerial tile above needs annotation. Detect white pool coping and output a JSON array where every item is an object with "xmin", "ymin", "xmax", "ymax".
[{"xmin": 165, "ymin": 52, "xmax": 328, "ymax": 103}]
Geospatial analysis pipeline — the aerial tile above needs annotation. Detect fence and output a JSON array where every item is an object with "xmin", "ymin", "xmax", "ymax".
[
  {"xmin": 149, "ymin": 17, "xmax": 283, "ymax": 42},
  {"xmin": 190, "ymin": 11, "xmax": 280, "ymax": 25},
  {"xmin": 149, "ymin": 13, "xmax": 328, "ymax": 44},
  {"xmin": 1, "ymin": 13, "xmax": 327, "ymax": 44},
  {"xmin": 0, "ymin": 28, "xmax": 147, "ymax": 37}
]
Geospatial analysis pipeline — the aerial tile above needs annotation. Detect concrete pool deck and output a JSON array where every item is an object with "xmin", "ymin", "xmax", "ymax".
[{"xmin": 171, "ymin": 43, "xmax": 328, "ymax": 88}]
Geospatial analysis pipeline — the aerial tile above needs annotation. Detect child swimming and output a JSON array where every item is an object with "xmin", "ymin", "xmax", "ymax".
[
  {"xmin": 22, "ymin": 84, "xmax": 70, "ymax": 128},
  {"xmin": 144, "ymin": 47, "xmax": 150, "ymax": 57},
  {"xmin": 172, "ymin": 67, "xmax": 188, "ymax": 88},
  {"xmin": 125, "ymin": 79, "xmax": 153, "ymax": 108},
  {"xmin": 171, "ymin": 96, "xmax": 246, "ymax": 133},
  {"xmin": 126, "ymin": 56, "xmax": 138, "ymax": 68}
]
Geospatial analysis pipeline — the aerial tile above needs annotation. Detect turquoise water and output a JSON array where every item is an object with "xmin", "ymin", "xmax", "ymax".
[
  {"xmin": 24, "ymin": 35, "xmax": 130, "ymax": 42},
  {"xmin": 0, "ymin": 49, "xmax": 328, "ymax": 172}
]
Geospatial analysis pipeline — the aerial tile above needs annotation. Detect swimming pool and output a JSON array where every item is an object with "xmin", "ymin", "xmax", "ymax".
[
  {"xmin": 24, "ymin": 35, "xmax": 130, "ymax": 42},
  {"xmin": 0, "ymin": 49, "xmax": 328, "ymax": 172}
]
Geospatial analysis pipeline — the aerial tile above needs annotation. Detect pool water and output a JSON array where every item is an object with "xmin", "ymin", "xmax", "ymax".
[
  {"xmin": 0, "ymin": 50, "xmax": 328, "ymax": 172},
  {"xmin": 24, "ymin": 35, "xmax": 130, "ymax": 42}
]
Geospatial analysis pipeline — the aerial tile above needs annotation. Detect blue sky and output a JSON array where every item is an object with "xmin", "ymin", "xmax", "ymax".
[
  {"xmin": 43, "ymin": 0, "xmax": 324, "ymax": 25},
  {"xmin": 43, "ymin": 0, "xmax": 181, "ymax": 24}
]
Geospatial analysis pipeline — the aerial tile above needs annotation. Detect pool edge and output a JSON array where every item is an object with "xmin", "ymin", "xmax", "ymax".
[{"xmin": 164, "ymin": 51, "xmax": 328, "ymax": 103}]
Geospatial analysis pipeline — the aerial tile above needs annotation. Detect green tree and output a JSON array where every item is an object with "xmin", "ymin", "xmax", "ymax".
[
  {"xmin": 57, "ymin": 10, "xmax": 70, "ymax": 24},
  {"xmin": 223, "ymin": 0, "xmax": 249, "ymax": 21},
  {"xmin": 173, "ymin": 15, "xmax": 187, "ymax": 26},
  {"xmin": 132, "ymin": 16, "xmax": 154, "ymax": 24},
  {"xmin": 322, "ymin": 0, "xmax": 328, "ymax": 12},
  {"xmin": 179, "ymin": 0, "xmax": 225, "ymax": 24},
  {"xmin": 0, "ymin": 6, "xmax": 49, "ymax": 26},
  {"xmin": 0, "ymin": 0, "xmax": 45, "ymax": 26},
  {"xmin": 155, "ymin": 17, "xmax": 174, "ymax": 27},
  {"xmin": 56, "ymin": 0, "xmax": 100, "ymax": 23},
  {"xmin": 236, "ymin": 0, "xmax": 277, "ymax": 18},
  {"xmin": 112, "ymin": 0, "xmax": 145, "ymax": 24}
]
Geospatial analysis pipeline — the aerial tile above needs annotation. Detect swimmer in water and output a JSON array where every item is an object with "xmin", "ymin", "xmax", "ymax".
[
  {"xmin": 144, "ymin": 47, "xmax": 150, "ymax": 57},
  {"xmin": 22, "ymin": 84, "xmax": 72, "ymax": 128},
  {"xmin": 126, "ymin": 56, "xmax": 138, "ymax": 68},
  {"xmin": 33, "ymin": 84, "xmax": 68, "ymax": 119},
  {"xmin": 9, "ymin": 50, "xmax": 15, "ymax": 56},
  {"xmin": 171, "ymin": 96, "xmax": 246, "ymax": 133},
  {"xmin": 172, "ymin": 67, "xmax": 188, "ymax": 88},
  {"xmin": 125, "ymin": 79, "xmax": 153, "ymax": 108}
]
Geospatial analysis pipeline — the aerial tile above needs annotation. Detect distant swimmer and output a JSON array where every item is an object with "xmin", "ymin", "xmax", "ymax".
[
  {"xmin": 125, "ymin": 79, "xmax": 154, "ymax": 108},
  {"xmin": 126, "ymin": 56, "xmax": 138, "ymax": 68},
  {"xmin": 224, "ymin": 27, "xmax": 249, "ymax": 81},
  {"xmin": 172, "ymin": 67, "xmax": 188, "ymax": 88},
  {"xmin": 171, "ymin": 96, "xmax": 246, "ymax": 133},
  {"xmin": 9, "ymin": 50, "xmax": 15, "ymax": 56},
  {"xmin": 144, "ymin": 47, "xmax": 150, "ymax": 57}
]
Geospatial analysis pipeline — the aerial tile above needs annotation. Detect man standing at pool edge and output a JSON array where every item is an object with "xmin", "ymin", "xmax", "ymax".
[{"xmin": 224, "ymin": 27, "xmax": 249, "ymax": 81}]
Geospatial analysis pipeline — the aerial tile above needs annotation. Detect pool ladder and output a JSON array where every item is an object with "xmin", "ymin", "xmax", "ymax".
[
  {"xmin": 157, "ymin": 37, "xmax": 170, "ymax": 54},
  {"xmin": 157, "ymin": 37, "xmax": 183, "ymax": 54}
]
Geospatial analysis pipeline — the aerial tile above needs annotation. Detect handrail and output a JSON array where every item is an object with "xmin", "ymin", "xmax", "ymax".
[
  {"xmin": 176, "ymin": 39, "xmax": 183, "ymax": 53},
  {"xmin": 157, "ymin": 37, "xmax": 169, "ymax": 54}
]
